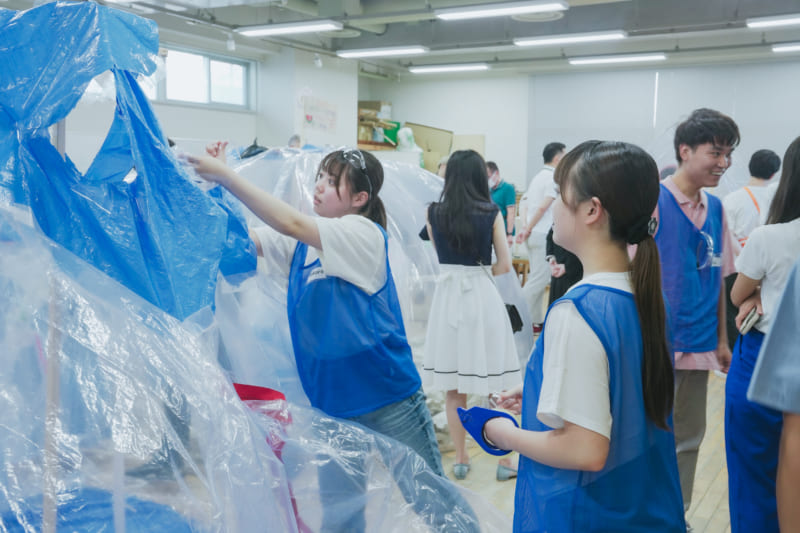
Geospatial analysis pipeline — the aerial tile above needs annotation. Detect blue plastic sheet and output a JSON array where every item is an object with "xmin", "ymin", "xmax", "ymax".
[
  {"xmin": 1, "ymin": 489, "xmax": 193, "ymax": 533},
  {"xmin": 0, "ymin": 2, "xmax": 254, "ymax": 320}
]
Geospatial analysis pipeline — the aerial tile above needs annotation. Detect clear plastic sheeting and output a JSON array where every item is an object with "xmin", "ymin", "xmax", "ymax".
[
  {"xmin": 0, "ymin": 210, "xmax": 298, "ymax": 532},
  {"xmin": 242, "ymin": 395, "xmax": 511, "ymax": 532},
  {"xmin": 0, "ymin": 2, "xmax": 255, "ymax": 320},
  {"xmin": 0, "ymin": 208, "xmax": 511, "ymax": 531}
]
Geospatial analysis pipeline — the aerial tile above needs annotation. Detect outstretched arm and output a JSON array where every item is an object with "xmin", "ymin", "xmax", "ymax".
[{"xmin": 186, "ymin": 154, "xmax": 322, "ymax": 250}]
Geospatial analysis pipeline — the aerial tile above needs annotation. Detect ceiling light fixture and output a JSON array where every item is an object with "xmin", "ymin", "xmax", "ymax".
[
  {"xmin": 514, "ymin": 30, "xmax": 627, "ymax": 47},
  {"xmin": 435, "ymin": 0, "xmax": 568, "ymax": 21},
  {"xmin": 337, "ymin": 46, "xmax": 429, "ymax": 59},
  {"xmin": 235, "ymin": 19, "xmax": 343, "ymax": 37},
  {"xmin": 746, "ymin": 14, "xmax": 800, "ymax": 29},
  {"xmin": 409, "ymin": 63, "xmax": 490, "ymax": 74},
  {"xmin": 569, "ymin": 53, "xmax": 667, "ymax": 65},
  {"xmin": 772, "ymin": 42, "xmax": 800, "ymax": 53},
  {"xmin": 161, "ymin": 2, "xmax": 188, "ymax": 12},
  {"xmin": 226, "ymin": 33, "xmax": 236, "ymax": 52}
]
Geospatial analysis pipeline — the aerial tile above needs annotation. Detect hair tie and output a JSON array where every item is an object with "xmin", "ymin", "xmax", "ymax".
[{"xmin": 626, "ymin": 216, "xmax": 658, "ymax": 244}]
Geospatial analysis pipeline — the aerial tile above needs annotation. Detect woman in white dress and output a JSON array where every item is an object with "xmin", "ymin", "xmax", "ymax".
[{"xmin": 421, "ymin": 149, "xmax": 521, "ymax": 479}]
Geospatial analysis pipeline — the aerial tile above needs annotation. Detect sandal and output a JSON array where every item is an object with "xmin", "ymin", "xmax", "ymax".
[
  {"xmin": 457, "ymin": 406, "xmax": 519, "ymax": 456},
  {"xmin": 496, "ymin": 463, "xmax": 518, "ymax": 481},
  {"xmin": 452, "ymin": 463, "xmax": 470, "ymax": 480}
]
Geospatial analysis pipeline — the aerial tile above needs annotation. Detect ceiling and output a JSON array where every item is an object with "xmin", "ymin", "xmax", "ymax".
[{"xmin": 6, "ymin": 0, "xmax": 800, "ymax": 77}]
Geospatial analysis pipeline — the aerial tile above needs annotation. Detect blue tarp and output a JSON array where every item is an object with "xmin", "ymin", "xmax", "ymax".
[{"xmin": 0, "ymin": 2, "xmax": 254, "ymax": 320}]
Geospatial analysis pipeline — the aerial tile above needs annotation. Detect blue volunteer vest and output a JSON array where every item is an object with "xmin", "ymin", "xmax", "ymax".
[
  {"xmin": 513, "ymin": 285, "xmax": 685, "ymax": 533},
  {"xmin": 655, "ymin": 184, "xmax": 723, "ymax": 352},
  {"xmin": 287, "ymin": 226, "xmax": 421, "ymax": 418}
]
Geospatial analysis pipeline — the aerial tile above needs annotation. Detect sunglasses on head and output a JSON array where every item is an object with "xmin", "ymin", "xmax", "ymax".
[{"xmin": 340, "ymin": 147, "xmax": 372, "ymax": 198}]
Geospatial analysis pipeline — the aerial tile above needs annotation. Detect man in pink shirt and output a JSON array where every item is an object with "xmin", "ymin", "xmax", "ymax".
[{"xmin": 653, "ymin": 108, "xmax": 739, "ymax": 529}]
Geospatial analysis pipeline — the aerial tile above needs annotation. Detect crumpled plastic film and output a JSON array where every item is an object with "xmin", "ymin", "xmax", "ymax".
[
  {"xmin": 1, "ymin": 207, "xmax": 511, "ymax": 531},
  {"xmin": 0, "ymin": 209, "xmax": 298, "ymax": 532},
  {"xmin": 0, "ymin": 2, "xmax": 255, "ymax": 320},
  {"xmin": 494, "ymin": 270, "xmax": 535, "ymax": 364},
  {"xmin": 244, "ymin": 396, "xmax": 512, "ymax": 532}
]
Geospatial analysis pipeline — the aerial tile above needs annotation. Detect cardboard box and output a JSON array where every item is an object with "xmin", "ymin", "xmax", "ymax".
[
  {"xmin": 403, "ymin": 122, "xmax": 453, "ymax": 172},
  {"xmin": 358, "ymin": 100, "xmax": 392, "ymax": 119},
  {"xmin": 452, "ymin": 134, "xmax": 485, "ymax": 156}
]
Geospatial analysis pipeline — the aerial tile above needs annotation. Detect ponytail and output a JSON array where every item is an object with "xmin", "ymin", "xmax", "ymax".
[
  {"xmin": 362, "ymin": 196, "xmax": 387, "ymax": 229},
  {"xmin": 630, "ymin": 236, "xmax": 673, "ymax": 430}
]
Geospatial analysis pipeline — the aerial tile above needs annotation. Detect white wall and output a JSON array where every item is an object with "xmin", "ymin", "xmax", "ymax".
[
  {"xmin": 527, "ymin": 60, "xmax": 800, "ymax": 195},
  {"xmin": 361, "ymin": 76, "xmax": 530, "ymax": 189},
  {"xmin": 259, "ymin": 48, "xmax": 358, "ymax": 148}
]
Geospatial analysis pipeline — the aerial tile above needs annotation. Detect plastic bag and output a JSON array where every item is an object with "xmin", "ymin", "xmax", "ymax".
[{"xmin": 0, "ymin": 2, "xmax": 254, "ymax": 320}]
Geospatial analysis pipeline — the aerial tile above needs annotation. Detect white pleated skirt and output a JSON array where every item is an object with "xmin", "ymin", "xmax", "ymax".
[{"xmin": 422, "ymin": 264, "xmax": 522, "ymax": 396}]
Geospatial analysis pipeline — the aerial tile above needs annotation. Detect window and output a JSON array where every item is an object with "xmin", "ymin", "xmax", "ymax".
[{"xmin": 138, "ymin": 47, "xmax": 251, "ymax": 109}]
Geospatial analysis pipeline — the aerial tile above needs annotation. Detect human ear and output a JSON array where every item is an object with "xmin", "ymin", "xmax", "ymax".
[
  {"xmin": 585, "ymin": 197, "xmax": 604, "ymax": 224},
  {"xmin": 679, "ymin": 143, "xmax": 692, "ymax": 162},
  {"xmin": 352, "ymin": 190, "xmax": 369, "ymax": 208}
]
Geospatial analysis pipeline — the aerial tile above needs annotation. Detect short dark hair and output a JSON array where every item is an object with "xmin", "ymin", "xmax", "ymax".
[
  {"xmin": 748, "ymin": 149, "xmax": 781, "ymax": 180},
  {"xmin": 543, "ymin": 142, "xmax": 566, "ymax": 164},
  {"xmin": 486, "ymin": 161, "xmax": 499, "ymax": 174},
  {"xmin": 673, "ymin": 108, "xmax": 740, "ymax": 163}
]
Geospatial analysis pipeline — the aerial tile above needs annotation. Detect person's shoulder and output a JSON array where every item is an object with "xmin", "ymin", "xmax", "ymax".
[
  {"xmin": 722, "ymin": 187, "xmax": 745, "ymax": 204},
  {"xmin": 338, "ymin": 214, "xmax": 384, "ymax": 237}
]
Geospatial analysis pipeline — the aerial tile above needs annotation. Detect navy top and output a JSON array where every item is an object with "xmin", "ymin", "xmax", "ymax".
[{"xmin": 426, "ymin": 203, "xmax": 498, "ymax": 266}]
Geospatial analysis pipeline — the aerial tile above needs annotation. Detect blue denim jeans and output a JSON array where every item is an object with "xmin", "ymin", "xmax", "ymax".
[{"xmin": 319, "ymin": 388, "xmax": 479, "ymax": 532}]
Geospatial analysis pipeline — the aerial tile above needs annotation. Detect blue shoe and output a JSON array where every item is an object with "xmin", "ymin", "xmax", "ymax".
[
  {"xmin": 452, "ymin": 463, "xmax": 470, "ymax": 480},
  {"xmin": 457, "ymin": 406, "xmax": 519, "ymax": 456},
  {"xmin": 496, "ymin": 463, "xmax": 518, "ymax": 481}
]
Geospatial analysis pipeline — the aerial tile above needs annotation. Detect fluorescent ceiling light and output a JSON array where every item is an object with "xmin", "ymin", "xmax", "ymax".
[
  {"xmin": 746, "ymin": 14, "xmax": 800, "ymax": 29},
  {"xmin": 569, "ymin": 53, "xmax": 667, "ymax": 65},
  {"xmin": 235, "ymin": 19, "xmax": 343, "ymax": 37},
  {"xmin": 337, "ymin": 46, "xmax": 429, "ymax": 59},
  {"xmin": 435, "ymin": 0, "xmax": 568, "ymax": 21},
  {"xmin": 773, "ymin": 43, "xmax": 800, "ymax": 53},
  {"xmin": 514, "ymin": 30, "xmax": 627, "ymax": 47},
  {"xmin": 409, "ymin": 63, "xmax": 490, "ymax": 74},
  {"xmin": 162, "ymin": 2, "xmax": 188, "ymax": 12},
  {"xmin": 129, "ymin": 3, "xmax": 157, "ymax": 14}
]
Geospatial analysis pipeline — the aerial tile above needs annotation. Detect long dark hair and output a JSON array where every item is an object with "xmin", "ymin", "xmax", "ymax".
[
  {"xmin": 318, "ymin": 149, "xmax": 387, "ymax": 228},
  {"xmin": 429, "ymin": 149, "xmax": 495, "ymax": 255},
  {"xmin": 766, "ymin": 136, "xmax": 800, "ymax": 226},
  {"xmin": 555, "ymin": 140, "xmax": 673, "ymax": 430}
]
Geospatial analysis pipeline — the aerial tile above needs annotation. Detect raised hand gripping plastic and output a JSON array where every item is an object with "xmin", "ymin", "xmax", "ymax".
[{"xmin": 457, "ymin": 406, "xmax": 519, "ymax": 456}]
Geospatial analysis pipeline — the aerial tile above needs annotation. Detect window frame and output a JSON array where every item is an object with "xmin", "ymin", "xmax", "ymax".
[{"xmin": 149, "ymin": 45, "xmax": 255, "ymax": 112}]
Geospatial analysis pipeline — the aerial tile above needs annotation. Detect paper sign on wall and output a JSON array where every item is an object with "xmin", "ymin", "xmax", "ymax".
[{"xmin": 303, "ymin": 96, "xmax": 337, "ymax": 133}]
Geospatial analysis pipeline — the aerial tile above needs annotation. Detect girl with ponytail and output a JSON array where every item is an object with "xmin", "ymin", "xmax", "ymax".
[
  {"xmin": 460, "ymin": 141, "xmax": 685, "ymax": 532},
  {"xmin": 188, "ymin": 146, "xmax": 460, "ymax": 531}
]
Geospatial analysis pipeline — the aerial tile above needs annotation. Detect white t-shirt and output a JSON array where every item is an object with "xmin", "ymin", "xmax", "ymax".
[
  {"xmin": 520, "ymin": 165, "xmax": 558, "ymax": 237},
  {"xmin": 537, "ymin": 272, "xmax": 633, "ymax": 439},
  {"xmin": 251, "ymin": 214, "xmax": 387, "ymax": 295},
  {"xmin": 722, "ymin": 184, "xmax": 776, "ymax": 250},
  {"xmin": 734, "ymin": 218, "xmax": 800, "ymax": 334}
]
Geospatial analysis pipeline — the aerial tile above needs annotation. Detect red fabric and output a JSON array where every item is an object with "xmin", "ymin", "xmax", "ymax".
[
  {"xmin": 233, "ymin": 383, "xmax": 311, "ymax": 533},
  {"xmin": 233, "ymin": 382, "xmax": 286, "ymax": 402}
]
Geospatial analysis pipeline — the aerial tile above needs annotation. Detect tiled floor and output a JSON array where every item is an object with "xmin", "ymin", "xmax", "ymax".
[{"xmin": 442, "ymin": 372, "xmax": 732, "ymax": 532}]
